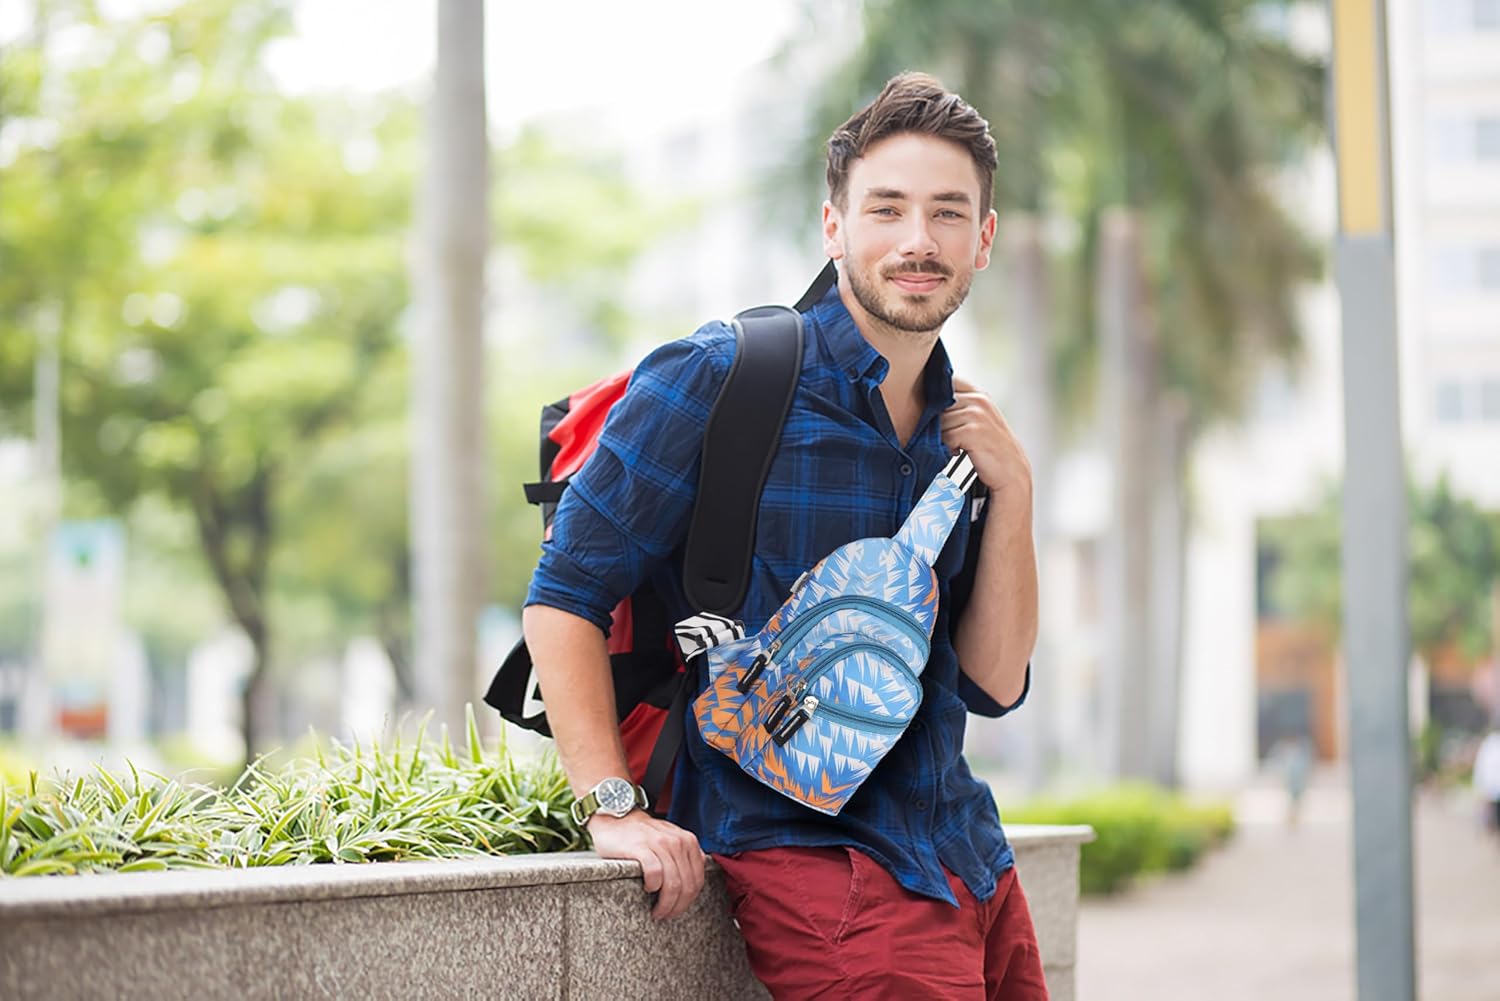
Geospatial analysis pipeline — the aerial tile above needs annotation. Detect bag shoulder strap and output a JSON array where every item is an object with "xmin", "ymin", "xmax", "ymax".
[
  {"xmin": 892, "ymin": 451, "xmax": 979, "ymax": 565},
  {"xmin": 681, "ymin": 303, "xmax": 804, "ymax": 613},
  {"xmin": 680, "ymin": 264, "xmax": 833, "ymax": 613}
]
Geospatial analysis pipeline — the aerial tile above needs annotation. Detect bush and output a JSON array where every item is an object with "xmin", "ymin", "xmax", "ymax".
[
  {"xmin": 0, "ymin": 707, "xmax": 585, "ymax": 877},
  {"xmin": 1004, "ymin": 783, "xmax": 1235, "ymax": 895}
]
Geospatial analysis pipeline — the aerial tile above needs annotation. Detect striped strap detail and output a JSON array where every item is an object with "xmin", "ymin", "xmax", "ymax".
[
  {"xmin": 675, "ymin": 612, "xmax": 745, "ymax": 659},
  {"xmin": 942, "ymin": 450, "xmax": 978, "ymax": 492}
]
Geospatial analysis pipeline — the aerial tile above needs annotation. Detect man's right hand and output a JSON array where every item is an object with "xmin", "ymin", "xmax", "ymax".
[{"xmin": 586, "ymin": 811, "xmax": 706, "ymax": 921}]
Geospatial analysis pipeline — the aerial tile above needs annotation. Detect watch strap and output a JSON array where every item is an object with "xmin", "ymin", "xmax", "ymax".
[
  {"xmin": 570, "ymin": 791, "xmax": 600, "ymax": 827},
  {"xmin": 570, "ymin": 780, "xmax": 650, "ymax": 827}
]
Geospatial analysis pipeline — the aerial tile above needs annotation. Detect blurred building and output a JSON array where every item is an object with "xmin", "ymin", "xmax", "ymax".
[{"xmin": 1178, "ymin": 1, "xmax": 1500, "ymax": 786}]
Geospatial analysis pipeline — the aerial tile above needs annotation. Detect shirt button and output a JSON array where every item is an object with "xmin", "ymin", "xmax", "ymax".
[
  {"xmin": 899, "ymin": 462, "xmax": 914, "ymax": 476},
  {"xmin": 915, "ymin": 799, "xmax": 929, "ymax": 811}
]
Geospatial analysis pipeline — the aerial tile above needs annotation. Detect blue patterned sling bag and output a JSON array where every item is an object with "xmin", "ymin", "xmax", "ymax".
[{"xmin": 689, "ymin": 450, "xmax": 978, "ymax": 815}]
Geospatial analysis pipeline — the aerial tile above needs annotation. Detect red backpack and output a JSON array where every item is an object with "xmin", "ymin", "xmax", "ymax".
[{"xmin": 484, "ymin": 266, "xmax": 834, "ymax": 813}]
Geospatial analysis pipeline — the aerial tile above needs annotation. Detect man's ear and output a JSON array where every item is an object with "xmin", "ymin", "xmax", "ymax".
[
  {"xmin": 822, "ymin": 201, "xmax": 845, "ymax": 261},
  {"xmin": 974, "ymin": 208, "xmax": 998, "ymax": 271}
]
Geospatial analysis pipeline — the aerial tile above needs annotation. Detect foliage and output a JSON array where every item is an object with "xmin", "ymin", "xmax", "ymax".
[
  {"xmin": 795, "ymin": 0, "xmax": 1324, "ymax": 430},
  {"xmin": 1264, "ymin": 476, "xmax": 1500, "ymax": 660},
  {"xmin": 0, "ymin": 0, "xmax": 680, "ymax": 746},
  {"xmin": 0, "ymin": 0, "xmax": 419, "ymax": 749},
  {"xmin": 1005, "ymin": 783, "xmax": 1235, "ymax": 894},
  {"xmin": 0, "ymin": 707, "xmax": 583, "ymax": 876},
  {"xmin": 495, "ymin": 130, "xmax": 699, "ymax": 348}
]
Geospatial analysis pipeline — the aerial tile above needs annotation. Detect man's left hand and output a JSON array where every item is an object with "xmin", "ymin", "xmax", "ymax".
[{"xmin": 940, "ymin": 376, "xmax": 1032, "ymax": 501}]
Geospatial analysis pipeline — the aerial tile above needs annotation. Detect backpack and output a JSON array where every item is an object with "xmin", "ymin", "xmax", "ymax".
[
  {"xmin": 692, "ymin": 451, "xmax": 979, "ymax": 815},
  {"xmin": 484, "ymin": 265, "xmax": 837, "ymax": 813}
]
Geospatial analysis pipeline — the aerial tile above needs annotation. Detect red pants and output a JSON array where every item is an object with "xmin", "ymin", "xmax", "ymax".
[{"xmin": 714, "ymin": 846, "xmax": 1048, "ymax": 1000}]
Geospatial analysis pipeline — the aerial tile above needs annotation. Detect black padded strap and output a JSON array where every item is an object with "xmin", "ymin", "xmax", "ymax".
[{"xmin": 680, "ymin": 305, "xmax": 803, "ymax": 614}]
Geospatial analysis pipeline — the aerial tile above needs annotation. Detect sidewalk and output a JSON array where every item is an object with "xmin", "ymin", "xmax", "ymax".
[{"xmin": 1073, "ymin": 769, "xmax": 1500, "ymax": 1001}]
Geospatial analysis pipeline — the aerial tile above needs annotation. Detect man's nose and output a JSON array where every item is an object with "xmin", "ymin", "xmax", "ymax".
[{"xmin": 897, "ymin": 216, "xmax": 939, "ymax": 258}]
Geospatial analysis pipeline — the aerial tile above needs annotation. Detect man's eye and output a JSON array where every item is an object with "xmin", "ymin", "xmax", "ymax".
[
  {"xmin": 937, "ymin": 210, "xmax": 964, "ymax": 220},
  {"xmin": 872, "ymin": 207, "xmax": 898, "ymax": 217}
]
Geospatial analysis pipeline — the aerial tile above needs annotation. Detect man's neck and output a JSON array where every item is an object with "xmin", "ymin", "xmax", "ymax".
[{"xmin": 836, "ymin": 278, "xmax": 941, "ymax": 447}]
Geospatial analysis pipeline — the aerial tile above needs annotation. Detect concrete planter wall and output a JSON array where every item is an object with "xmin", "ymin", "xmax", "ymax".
[{"xmin": 1, "ymin": 824, "xmax": 1093, "ymax": 1000}]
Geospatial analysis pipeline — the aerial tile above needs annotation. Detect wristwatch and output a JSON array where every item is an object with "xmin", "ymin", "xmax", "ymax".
[{"xmin": 570, "ymin": 777, "xmax": 649, "ymax": 826}]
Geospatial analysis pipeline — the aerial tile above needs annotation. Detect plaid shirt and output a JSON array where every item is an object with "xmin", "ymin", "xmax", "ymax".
[{"xmin": 526, "ymin": 284, "xmax": 1027, "ymax": 907}]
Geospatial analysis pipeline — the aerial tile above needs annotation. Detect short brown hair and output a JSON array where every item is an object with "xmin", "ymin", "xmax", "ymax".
[{"xmin": 826, "ymin": 72, "xmax": 998, "ymax": 213}]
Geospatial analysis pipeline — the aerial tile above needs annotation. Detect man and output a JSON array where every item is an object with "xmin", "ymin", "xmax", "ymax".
[{"xmin": 522, "ymin": 72, "xmax": 1045, "ymax": 999}]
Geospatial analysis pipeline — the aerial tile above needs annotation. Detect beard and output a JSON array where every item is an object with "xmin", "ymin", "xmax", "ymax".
[{"xmin": 845, "ymin": 257, "xmax": 973, "ymax": 335}]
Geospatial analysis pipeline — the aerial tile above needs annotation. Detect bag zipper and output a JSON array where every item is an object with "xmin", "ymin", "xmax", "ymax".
[
  {"xmin": 763, "ymin": 642, "xmax": 918, "ymax": 742},
  {"xmin": 736, "ymin": 594, "xmax": 930, "ymax": 694}
]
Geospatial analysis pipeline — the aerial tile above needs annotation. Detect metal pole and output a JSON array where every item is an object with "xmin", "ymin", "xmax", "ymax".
[
  {"xmin": 411, "ymin": 0, "xmax": 489, "ymax": 734},
  {"xmin": 23, "ymin": 311, "xmax": 61, "ymax": 741},
  {"xmin": 1329, "ymin": 1, "xmax": 1415, "ymax": 998}
]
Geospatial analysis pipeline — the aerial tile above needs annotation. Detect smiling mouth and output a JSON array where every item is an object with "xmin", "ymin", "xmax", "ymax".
[{"xmin": 888, "ymin": 273, "xmax": 945, "ymax": 294}]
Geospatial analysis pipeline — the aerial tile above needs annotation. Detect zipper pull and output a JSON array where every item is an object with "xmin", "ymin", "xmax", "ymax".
[
  {"xmin": 736, "ymin": 648, "xmax": 772, "ymax": 694},
  {"xmin": 762, "ymin": 679, "xmax": 809, "ymax": 732},
  {"xmin": 772, "ymin": 696, "xmax": 818, "ymax": 747}
]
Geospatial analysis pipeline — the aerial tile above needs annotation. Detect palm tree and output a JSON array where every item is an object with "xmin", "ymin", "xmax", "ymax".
[
  {"xmin": 1066, "ymin": 0, "xmax": 1323, "ymax": 781},
  {"xmin": 797, "ymin": 0, "xmax": 1323, "ymax": 783}
]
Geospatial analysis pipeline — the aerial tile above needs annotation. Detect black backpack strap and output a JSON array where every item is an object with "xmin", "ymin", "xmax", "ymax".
[
  {"xmin": 522, "ymin": 481, "xmax": 568, "ymax": 505},
  {"xmin": 680, "ymin": 304, "xmax": 804, "ymax": 614},
  {"xmin": 642, "ymin": 668, "xmax": 693, "ymax": 816},
  {"xmin": 794, "ymin": 259, "xmax": 837, "ymax": 311}
]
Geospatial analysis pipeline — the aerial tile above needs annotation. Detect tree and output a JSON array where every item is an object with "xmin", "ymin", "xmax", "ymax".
[
  {"xmin": 0, "ymin": 0, "xmax": 415, "ymax": 762},
  {"xmin": 2, "ymin": 0, "xmax": 704, "ymax": 759},
  {"xmin": 1267, "ymin": 477, "xmax": 1500, "ymax": 665},
  {"xmin": 796, "ymin": 0, "xmax": 1324, "ymax": 782}
]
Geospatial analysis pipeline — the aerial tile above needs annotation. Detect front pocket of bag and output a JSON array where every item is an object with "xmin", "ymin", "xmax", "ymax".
[{"xmin": 732, "ymin": 642, "xmax": 921, "ymax": 813}]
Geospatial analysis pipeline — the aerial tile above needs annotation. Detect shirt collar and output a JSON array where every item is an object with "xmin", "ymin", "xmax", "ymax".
[
  {"xmin": 806, "ymin": 277, "xmax": 957, "ymax": 410},
  {"xmin": 807, "ymin": 282, "xmax": 887, "ymax": 384}
]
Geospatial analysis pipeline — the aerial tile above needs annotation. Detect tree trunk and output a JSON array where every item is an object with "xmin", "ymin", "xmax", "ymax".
[
  {"xmin": 240, "ymin": 622, "xmax": 271, "ymax": 773},
  {"xmin": 1148, "ymin": 395, "xmax": 1191, "ymax": 787},
  {"xmin": 1096, "ymin": 208, "xmax": 1155, "ymax": 780},
  {"xmin": 191, "ymin": 474, "xmax": 273, "ymax": 769},
  {"xmin": 412, "ymin": 0, "xmax": 489, "ymax": 734},
  {"xmin": 1000, "ymin": 213, "xmax": 1056, "ymax": 790}
]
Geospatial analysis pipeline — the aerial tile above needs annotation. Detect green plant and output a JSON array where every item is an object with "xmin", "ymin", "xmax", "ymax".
[
  {"xmin": 1, "ymin": 707, "xmax": 584, "ymax": 876},
  {"xmin": 1005, "ymin": 783, "xmax": 1235, "ymax": 894}
]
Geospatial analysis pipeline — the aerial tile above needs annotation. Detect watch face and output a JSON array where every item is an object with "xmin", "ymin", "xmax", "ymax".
[{"xmin": 595, "ymin": 777, "xmax": 637, "ymax": 816}]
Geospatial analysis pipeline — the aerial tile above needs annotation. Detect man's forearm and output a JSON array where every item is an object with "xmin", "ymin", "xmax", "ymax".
[
  {"xmin": 520, "ymin": 604, "xmax": 633, "ymax": 795},
  {"xmin": 952, "ymin": 492, "xmax": 1038, "ymax": 708}
]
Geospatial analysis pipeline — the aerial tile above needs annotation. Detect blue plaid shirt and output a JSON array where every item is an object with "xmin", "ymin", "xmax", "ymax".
[{"xmin": 526, "ymin": 284, "xmax": 1026, "ymax": 907}]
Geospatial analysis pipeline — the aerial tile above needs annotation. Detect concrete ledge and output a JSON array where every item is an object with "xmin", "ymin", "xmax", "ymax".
[{"xmin": 0, "ymin": 824, "xmax": 1093, "ymax": 1000}]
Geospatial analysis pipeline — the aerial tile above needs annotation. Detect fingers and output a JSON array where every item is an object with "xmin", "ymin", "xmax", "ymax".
[
  {"xmin": 652, "ymin": 825, "xmax": 705, "ymax": 921},
  {"xmin": 589, "ymin": 813, "xmax": 705, "ymax": 922},
  {"xmin": 649, "ymin": 837, "xmax": 685, "ymax": 921}
]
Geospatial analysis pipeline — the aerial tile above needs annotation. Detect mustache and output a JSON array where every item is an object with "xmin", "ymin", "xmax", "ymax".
[{"xmin": 883, "ymin": 261, "xmax": 952, "ymax": 278}]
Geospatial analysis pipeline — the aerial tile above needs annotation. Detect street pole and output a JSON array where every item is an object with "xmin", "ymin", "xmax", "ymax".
[
  {"xmin": 1329, "ymin": 2, "xmax": 1415, "ymax": 999},
  {"xmin": 412, "ymin": 0, "xmax": 489, "ymax": 735},
  {"xmin": 24, "ymin": 311, "xmax": 61, "ymax": 741}
]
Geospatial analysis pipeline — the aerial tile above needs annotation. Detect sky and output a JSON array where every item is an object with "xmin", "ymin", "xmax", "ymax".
[
  {"xmin": 263, "ymin": 0, "xmax": 804, "ymax": 137},
  {"xmin": 0, "ymin": 0, "xmax": 806, "ymax": 136}
]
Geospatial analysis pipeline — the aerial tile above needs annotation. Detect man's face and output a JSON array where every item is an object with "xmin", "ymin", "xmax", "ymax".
[{"xmin": 823, "ymin": 132, "xmax": 997, "ymax": 338}]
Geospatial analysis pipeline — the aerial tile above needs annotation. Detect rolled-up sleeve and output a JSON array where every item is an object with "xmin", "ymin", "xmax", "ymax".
[{"xmin": 524, "ymin": 327, "xmax": 733, "ymax": 632}]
